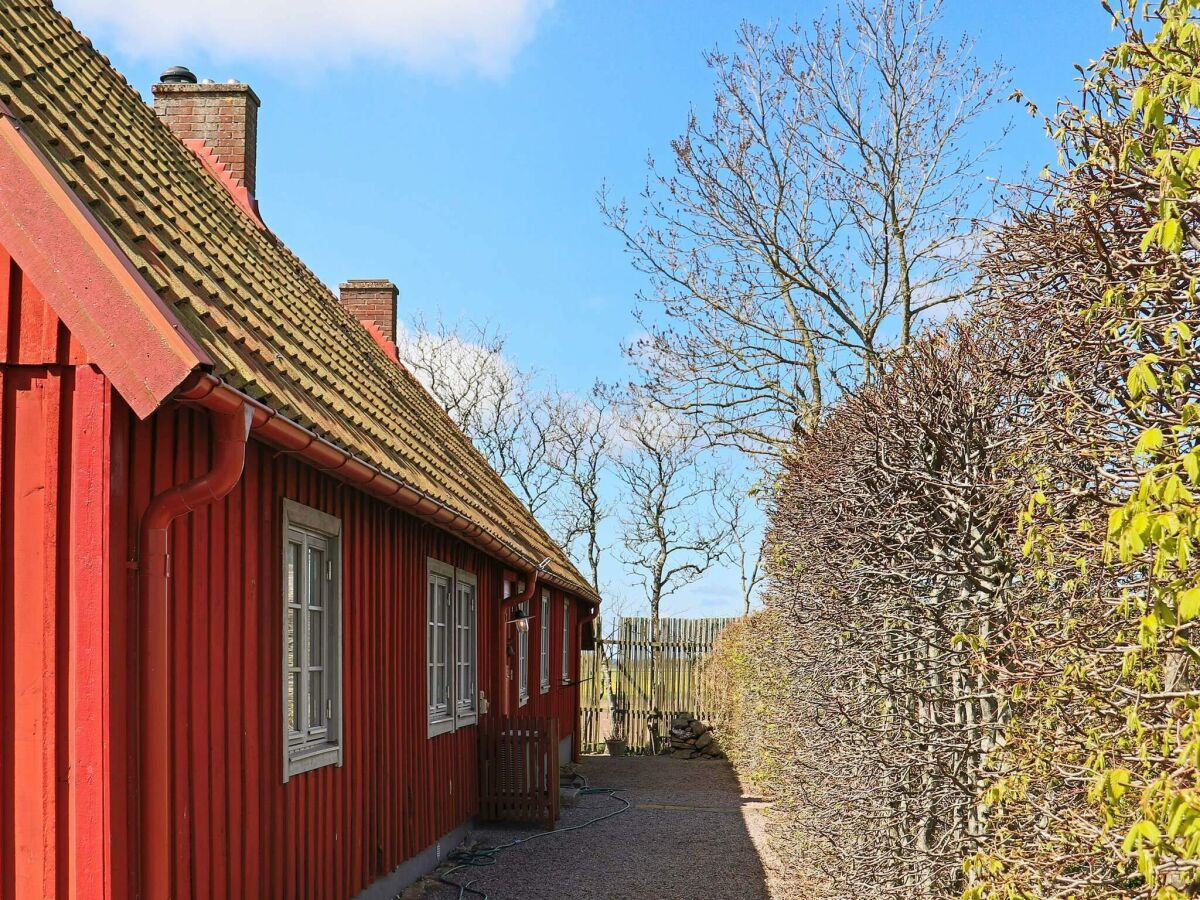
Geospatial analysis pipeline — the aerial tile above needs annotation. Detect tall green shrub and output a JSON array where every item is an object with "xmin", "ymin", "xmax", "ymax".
[
  {"xmin": 709, "ymin": 321, "xmax": 1025, "ymax": 899},
  {"xmin": 968, "ymin": 3, "xmax": 1200, "ymax": 896}
]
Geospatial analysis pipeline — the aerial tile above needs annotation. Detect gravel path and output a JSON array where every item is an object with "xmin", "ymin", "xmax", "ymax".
[{"xmin": 414, "ymin": 755, "xmax": 782, "ymax": 900}]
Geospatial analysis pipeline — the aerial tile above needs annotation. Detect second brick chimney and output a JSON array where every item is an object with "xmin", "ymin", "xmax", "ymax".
[
  {"xmin": 340, "ymin": 280, "xmax": 399, "ymax": 343},
  {"xmin": 152, "ymin": 66, "xmax": 260, "ymax": 195}
]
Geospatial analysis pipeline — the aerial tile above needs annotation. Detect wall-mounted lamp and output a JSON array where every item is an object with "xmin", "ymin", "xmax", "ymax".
[{"xmin": 506, "ymin": 609, "xmax": 533, "ymax": 633}]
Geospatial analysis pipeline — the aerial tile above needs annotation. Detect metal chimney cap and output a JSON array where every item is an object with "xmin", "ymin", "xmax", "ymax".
[{"xmin": 159, "ymin": 65, "xmax": 197, "ymax": 85}]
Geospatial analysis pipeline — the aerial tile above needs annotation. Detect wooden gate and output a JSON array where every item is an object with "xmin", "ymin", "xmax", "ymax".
[
  {"xmin": 477, "ymin": 715, "xmax": 560, "ymax": 828},
  {"xmin": 580, "ymin": 616, "xmax": 735, "ymax": 754}
]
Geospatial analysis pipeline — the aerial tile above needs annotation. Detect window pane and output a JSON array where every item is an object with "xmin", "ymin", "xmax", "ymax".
[
  {"xmin": 282, "ymin": 508, "xmax": 343, "ymax": 775},
  {"xmin": 286, "ymin": 673, "xmax": 299, "ymax": 734},
  {"xmin": 541, "ymin": 593, "xmax": 550, "ymax": 686},
  {"xmin": 563, "ymin": 600, "xmax": 570, "ymax": 680},
  {"xmin": 309, "ymin": 610, "xmax": 323, "ymax": 666},
  {"xmin": 455, "ymin": 581, "xmax": 475, "ymax": 714},
  {"xmin": 437, "ymin": 581, "xmax": 449, "ymax": 697},
  {"xmin": 307, "ymin": 546, "xmax": 325, "ymax": 609},
  {"xmin": 518, "ymin": 601, "xmax": 529, "ymax": 697},
  {"xmin": 429, "ymin": 572, "xmax": 450, "ymax": 716},
  {"xmin": 308, "ymin": 671, "xmax": 324, "ymax": 729},
  {"xmin": 287, "ymin": 607, "xmax": 298, "ymax": 668},
  {"xmin": 428, "ymin": 576, "xmax": 437, "ymax": 705},
  {"xmin": 286, "ymin": 541, "xmax": 302, "ymax": 604}
]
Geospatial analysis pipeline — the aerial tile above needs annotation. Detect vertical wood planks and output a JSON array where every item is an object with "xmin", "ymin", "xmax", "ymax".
[
  {"xmin": 1, "ymin": 362, "xmax": 114, "ymax": 900},
  {"xmin": 477, "ymin": 715, "xmax": 559, "ymax": 829},
  {"xmin": 0, "ymin": 301, "xmax": 590, "ymax": 898},
  {"xmin": 106, "ymin": 400, "xmax": 584, "ymax": 898},
  {"xmin": 579, "ymin": 616, "xmax": 736, "ymax": 753}
]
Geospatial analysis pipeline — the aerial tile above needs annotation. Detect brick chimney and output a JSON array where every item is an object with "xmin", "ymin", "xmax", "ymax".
[
  {"xmin": 339, "ymin": 280, "xmax": 399, "ymax": 343},
  {"xmin": 152, "ymin": 66, "xmax": 260, "ymax": 195}
]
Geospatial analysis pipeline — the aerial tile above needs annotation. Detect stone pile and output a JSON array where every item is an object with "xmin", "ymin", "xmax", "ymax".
[{"xmin": 667, "ymin": 712, "xmax": 724, "ymax": 760}]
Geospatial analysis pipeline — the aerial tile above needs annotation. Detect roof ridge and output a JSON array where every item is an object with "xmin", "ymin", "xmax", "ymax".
[{"xmin": 182, "ymin": 138, "xmax": 265, "ymax": 227}]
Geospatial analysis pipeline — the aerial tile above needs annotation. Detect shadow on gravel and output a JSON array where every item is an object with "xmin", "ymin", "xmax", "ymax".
[{"xmin": 419, "ymin": 755, "xmax": 771, "ymax": 900}]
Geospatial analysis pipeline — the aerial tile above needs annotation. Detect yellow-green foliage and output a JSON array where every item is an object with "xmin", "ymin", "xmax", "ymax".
[
  {"xmin": 965, "ymin": 2, "xmax": 1200, "ymax": 897},
  {"xmin": 707, "ymin": 6, "xmax": 1200, "ymax": 897},
  {"xmin": 704, "ymin": 612, "xmax": 792, "ymax": 794},
  {"xmin": 705, "ymin": 610, "xmax": 839, "ymax": 897}
]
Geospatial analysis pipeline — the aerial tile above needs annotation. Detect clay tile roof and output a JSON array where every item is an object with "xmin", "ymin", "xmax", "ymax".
[{"xmin": 0, "ymin": 0, "xmax": 597, "ymax": 601}]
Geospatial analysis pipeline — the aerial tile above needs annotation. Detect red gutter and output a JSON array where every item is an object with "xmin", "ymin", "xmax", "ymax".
[
  {"xmin": 138, "ymin": 387, "xmax": 252, "ymax": 900},
  {"xmin": 174, "ymin": 371, "xmax": 599, "ymax": 603}
]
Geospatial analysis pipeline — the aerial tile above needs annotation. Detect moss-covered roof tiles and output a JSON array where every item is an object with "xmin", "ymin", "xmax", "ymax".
[{"xmin": 0, "ymin": 0, "xmax": 595, "ymax": 600}]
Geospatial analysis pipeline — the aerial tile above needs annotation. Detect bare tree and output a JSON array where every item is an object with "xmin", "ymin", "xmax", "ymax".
[
  {"xmin": 615, "ymin": 401, "xmax": 732, "ymax": 620},
  {"xmin": 548, "ymin": 391, "xmax": 613, "ymax": 590},
  {"xmin": 478, "ymin": 381, "xmax": 566, "ymax": 516},
  {"xmin": 603, "ymin": 0, "xmax": 1007, "ymax": 456},
  {"xmin": 395, "ymin": 315, "xmax": 565, "ymax": 515},
  {"xmin": 395, "ymin": 315, "xmax": 512, "ymax": 431},
  {"xmin": 718, "ymin": 480, "xmax": 766, "ymax": 615},
  {"xmin": 613, "ymin": 397, "xmax": 733, "ymax": 735}
]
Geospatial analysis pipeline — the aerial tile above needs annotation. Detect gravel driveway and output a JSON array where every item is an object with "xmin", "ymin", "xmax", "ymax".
[{"xmin": 415, "ymin": 755, "xmax": 784, "ymax": 900}]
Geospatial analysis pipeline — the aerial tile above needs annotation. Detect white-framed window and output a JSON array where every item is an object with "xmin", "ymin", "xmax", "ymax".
[
  {"xmin": 282, "ymin": 499, "xmax": 343, "ymax": 782},
  {"xmin": 540, "ymin": 588, "xmax": 551, "ymax": 693},
  {"xmin": 428, "ymin": 559, "xmax": 477, "ymax": 737},
  {"xmin": 456, "ymin": 573, "xmax": 478, "ymax": 719},
  {"xmin": 561, "ymin": 597, "xmax": 571, "ymax": 684},
  {"xmin": 517, "ymin": 597, "xmax": 530, "ymax": 706}
]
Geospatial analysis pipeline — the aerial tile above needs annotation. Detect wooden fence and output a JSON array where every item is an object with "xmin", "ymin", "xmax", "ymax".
[
  {"xmin": 580, "ymin": 616, "xmax": 736, "ymax": 754},
  {"xmin": 477, "ymin": 715, "xmax": 560, "ymax": 828}
]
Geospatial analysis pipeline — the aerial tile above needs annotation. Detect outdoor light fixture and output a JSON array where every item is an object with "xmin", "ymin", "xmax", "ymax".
[
  {"xmin": 506, "ymin": 609, "xmax": 533, "ymax": 633},
  {"xmin": 502, "ymin": 558, "xmax": 550, "ymax": 634}
]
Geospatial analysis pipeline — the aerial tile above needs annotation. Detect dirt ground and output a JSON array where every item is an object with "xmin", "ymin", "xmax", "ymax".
[{"xmin": 413, "ymin": 754, "xmax": 801, "ymax": 900}]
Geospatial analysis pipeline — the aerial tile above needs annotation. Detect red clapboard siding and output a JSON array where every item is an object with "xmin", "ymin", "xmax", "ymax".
[
  {"xmin": 0, "ymin": 239, "xmax": 589, "ymax": 898},
  {"xmin": 0, "ymin": 248, "xmax": 89, "ymax": 367},
  {"xmin": 0, "ymin": 362, "xmax": 113, "ymax": 900},
  {"xmin": 108, "ymin": 402, "xmax": 588, "ymax": 898}
]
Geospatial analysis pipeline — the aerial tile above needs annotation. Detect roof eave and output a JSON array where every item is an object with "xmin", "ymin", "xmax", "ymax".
[
  {"xmin": 178, "ymin": 371, "xmax": 602, "ymax": 604},
  {"xmin": 0, "ymin": 104, "xmax": 206, "ymax": 417}
]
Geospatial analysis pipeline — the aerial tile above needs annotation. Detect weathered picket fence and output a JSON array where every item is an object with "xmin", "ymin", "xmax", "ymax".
[{"xmin": 580, "ymin": 616, "xmax": 735, "ymax": 754}]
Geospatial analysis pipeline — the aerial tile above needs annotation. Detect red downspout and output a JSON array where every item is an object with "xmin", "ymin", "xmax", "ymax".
[
  {"xmin": 137, "ymin": 395, "xmax": 252, "ymax": 900},
  {"xmin": 574, "ymin": 601, "xmax": 600, "ymax": 762},
  {"xmin": 499, "ymin": 568, "xmax": 540, "ymax": 716}
]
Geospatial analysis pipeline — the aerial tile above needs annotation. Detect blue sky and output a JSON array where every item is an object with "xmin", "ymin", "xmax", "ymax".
[{"xmin": 62, "ymin": 1, "xmax": 1117, "ymax": 616}]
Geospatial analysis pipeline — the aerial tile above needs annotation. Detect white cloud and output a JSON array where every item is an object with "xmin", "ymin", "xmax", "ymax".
[{"xmin": 59, "ymin": 0, "xmax": 553, "ymax": 76}]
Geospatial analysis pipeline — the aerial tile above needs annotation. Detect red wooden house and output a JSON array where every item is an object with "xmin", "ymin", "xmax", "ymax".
[{"xmin": 0, "ymin": 3, "xmax": 599, "ymax": 898}]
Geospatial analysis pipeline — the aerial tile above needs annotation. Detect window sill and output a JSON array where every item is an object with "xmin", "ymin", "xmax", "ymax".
[
  {"xmin": 284, "ymin": 743, "xmax": 341, "ymax": 782},
  {"xmin": 540, "ymin": 683, "xmax": 550, "ymax": 695},
  {"xmin": 428, "ymin": 717, "xmax": 455, "ymax": 739},
  {"xmin": 518, "ymin": 694, "xmax": 529, "ymax": 708}
]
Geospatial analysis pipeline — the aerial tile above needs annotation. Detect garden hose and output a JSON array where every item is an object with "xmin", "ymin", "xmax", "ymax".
[{"xmin": 434, "ymin": 776, "xmax": 630, "ymax": 900}]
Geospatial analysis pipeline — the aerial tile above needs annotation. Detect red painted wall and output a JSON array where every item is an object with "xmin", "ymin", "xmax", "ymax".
[
  {"xmin": 112, "ymin": 403, "xmax": 588, "ymax": 898},
  {"xmin": 1, "ymin": 248, "xmax": 115, "ymax": 900},
  {"xmin": 1, "ymin": 245, "xmax": 590, "ymax": 899}
]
